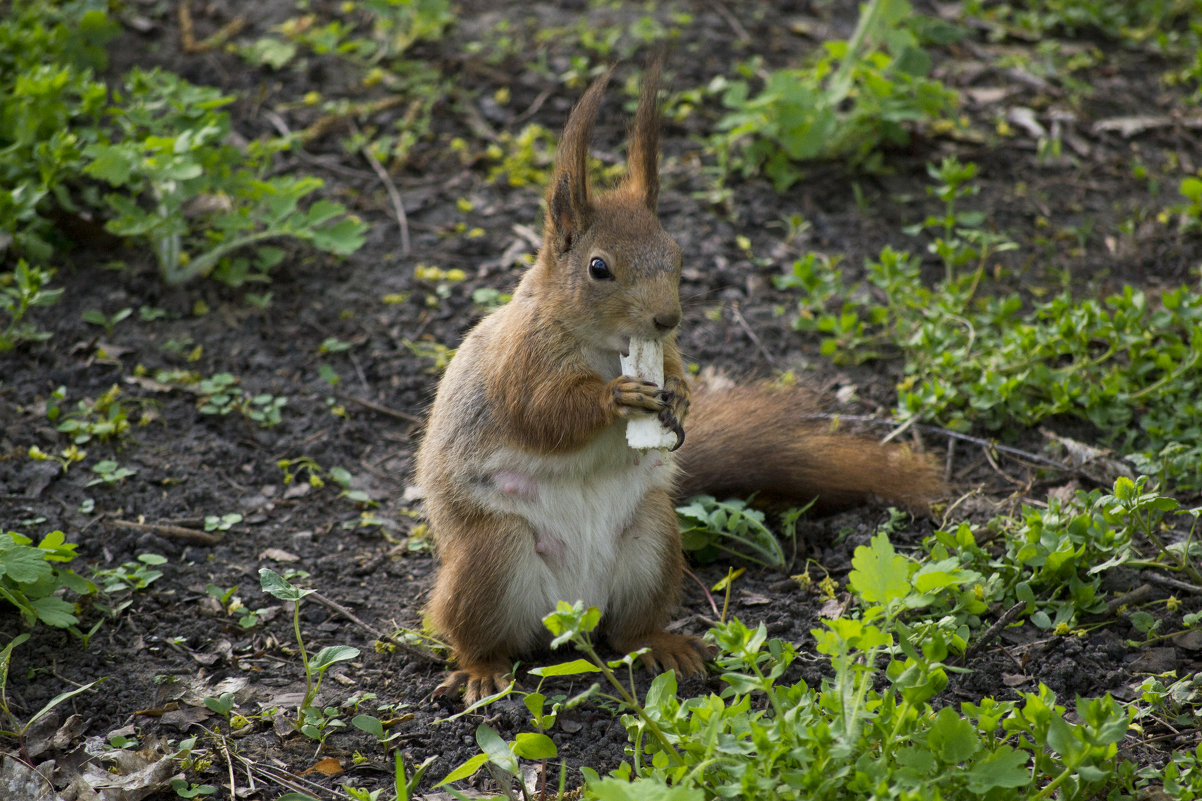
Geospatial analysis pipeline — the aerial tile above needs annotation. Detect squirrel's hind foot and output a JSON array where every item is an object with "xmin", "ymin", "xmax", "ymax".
[
  {"xmin": 434, "ymin": 659, "xmax": 513, "ymax": 707},
  {"xmin": 613, "ymin": 630, "xmax": 715, "ymax": 678}
]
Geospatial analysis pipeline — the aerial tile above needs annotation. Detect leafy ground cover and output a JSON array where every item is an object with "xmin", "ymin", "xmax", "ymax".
[{"xmin": 2, "ymin": 0, "xmax": 1202, "ymax": 799}]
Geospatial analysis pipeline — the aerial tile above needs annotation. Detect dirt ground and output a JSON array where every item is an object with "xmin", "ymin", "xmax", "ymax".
[{"xmin": 2, "ymin": 1, "xmax": 1200, "ymax": 798}]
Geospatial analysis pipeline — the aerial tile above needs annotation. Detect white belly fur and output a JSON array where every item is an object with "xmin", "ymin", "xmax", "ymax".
[{"xmin": 474, "ymin": 424, "xmax": 675, "ymax": 637}]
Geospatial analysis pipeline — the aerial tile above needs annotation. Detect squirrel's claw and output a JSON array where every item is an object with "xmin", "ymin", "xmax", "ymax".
[
  {"xmin": 658, "ymin": 404, "xmax": 685, "ymax": 451},
  {"xmin": 434, "ymin": 666, "xmax": 512, "ymax": 707}
]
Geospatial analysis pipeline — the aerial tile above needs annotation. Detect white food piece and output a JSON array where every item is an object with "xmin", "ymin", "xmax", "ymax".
[{"xmin": 619, "ymin": 338, "xmax": 676, "ymax": 450}]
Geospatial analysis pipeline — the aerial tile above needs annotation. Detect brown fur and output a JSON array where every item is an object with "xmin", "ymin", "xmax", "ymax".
[{"xmin": 675, "ymin": 383, "xmax": 942, "ymax": 513}]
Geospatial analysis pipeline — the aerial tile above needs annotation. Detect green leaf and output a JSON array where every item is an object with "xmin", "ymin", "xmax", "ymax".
[
  {"xmin": 436, "ymin": 752, "xmax": 489, "ymax": 786},
  {"xmin": 351, "ymin": 714, "xmax": 385, "ymax": 738},
  {"xmin": 31, "ymin": 595, "xmax": 78, "ymax": 627},
  {"xmin": 528, "ymin": 659, "xmax": 601, "ymax": 677},
  {"xmin": 588, "ymin": 777, "xmax": 706, "ymax": 801},
  {"xmin": 1045, "ymin": 715, "xmax": 1082, "ymax": 760},
  {"xmin": 848, "ymin": 532, "xmax": 911, "ymax": 605},
  {"xmin": 927, "ymin": 706, "xmax": 979, "ymax": 764},
  {"xmin": 25, "ymin": 678, "xmax": 104, "ymax": 731},
  {"xmin": 645, "ymin": 669, "xmax": 678, "ymax": 709},
  {"xmin": 964, "ymin": 745, "xmax": 1030, "ymax": 792},
  {"xmin": 474, "ymin": 723, "xmax": 518, "ymax": 775},
  {"xmin": 170, "ymin": 779, "xmax": 218, "ymax": 798},
  {"xmin": 0, "ymin": 538, "xmax": 53, "ymax": 584},
  {"xmin": 258, "ymin": 567, "xmax": 311, "ymax": 602},
  {"xmin": 308, "ymin": 645, "xmax": 360, "ymax": 671},
  {"xmin": 512, "ymin": 732, "xmax": 557, "ymax": 760}
]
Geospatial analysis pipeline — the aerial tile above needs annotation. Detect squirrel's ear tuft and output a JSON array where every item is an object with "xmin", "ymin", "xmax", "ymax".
[
  {"xmin": 624, "ymin": 54, "xmax": 663, "ymax": 212},
  {"xmin": 546, "ymin": 66, "xmax": 613, "ymax": 256}
]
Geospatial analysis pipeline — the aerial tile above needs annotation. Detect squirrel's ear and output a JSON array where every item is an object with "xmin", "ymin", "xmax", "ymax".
[
  {"xmin": 624, "ymin": 54, "xmax": 663, "ymax": 212},
  {"xmin": 546, "ymin": 67, "xmax": 613, "ymax": 256}
]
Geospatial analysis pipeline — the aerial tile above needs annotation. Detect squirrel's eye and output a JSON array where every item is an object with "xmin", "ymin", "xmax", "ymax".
[{"xmin": 588, "ymin": 257, "xmax": 613, "ymax": 281}]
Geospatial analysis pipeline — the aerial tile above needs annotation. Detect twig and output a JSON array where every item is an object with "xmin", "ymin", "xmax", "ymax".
[
  {"xmin": 334, "ymin": 392, "xmax": 422, "ymax": 424},
  {"xmin": 1144, "ymin": 572, "xmax": 1202, "ymax": 596},
  {"xmin": 233, "ymin": 753, "xmax": 336, "ymax": 800},
  {"xmin": 178, "ymin": 4, "xmax": 246, "ymax": 54},
  {"xmin": 682, "ymin": 566, "xmax": 720, "ymax": 619},
  {"xmin": 879, "ymin": 415, "xmax": 915, "ymax": 445},
  {"xmin": 219, "ymin": 734, "xmax": 238, "ymax": 800},
  {"xmin": 353, "ymin": 122, "xmax": 411, "ymax": 257},
  {"xmin": 451, "ymin": 87, "xmax": 501, "ymax": 143},
  {"xmin": 802, "ymin": 413, "xmax": 1070, "ymax": 471},
  {"xmin": 299, "ymin": 96, "xmax": 409, "ymax": 144},
  {"xmin": 511, "ymin": 86, "xmax": 555, "ymax": 126},
  {"xmin": 1105, "ymin": 583, "xmax": 1154, "ymax": 615},
  {"xmin": 961, "ymin": 602, "xmax": 1025, "ymax": 662},
  {"xmin": 109, "ymin": 519, "xmax": 222, "ymax": 546},
  {"xmin": 728, "ymin": 302, "xmax": 778, "ymax": 368},
  {"xmin": 982, "ymin": 444, "xmax": 1028, "ymax": 487},
  {"xmin": 707, "ymin": 0, "xmax": 751, "ymax": 43},
  {"xmin": 310, "ymin": 591, "xmax": 446, "ymax": 666}
]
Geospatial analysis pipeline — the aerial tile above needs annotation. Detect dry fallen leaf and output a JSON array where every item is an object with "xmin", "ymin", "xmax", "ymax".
[{"xmin": 300, "ymin": 757, "xmax": 343, "ymax": 777}]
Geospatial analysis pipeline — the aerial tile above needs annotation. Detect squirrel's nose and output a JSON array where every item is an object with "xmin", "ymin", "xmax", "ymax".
[{"xmin": 653, "ymin": 310, "xmax": 681, "ymax": 332}]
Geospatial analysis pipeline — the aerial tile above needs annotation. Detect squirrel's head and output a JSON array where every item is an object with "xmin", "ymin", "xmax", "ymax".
[{"xmin": 537, "ymin": 58, "xmax": 682, "ymax": 351}]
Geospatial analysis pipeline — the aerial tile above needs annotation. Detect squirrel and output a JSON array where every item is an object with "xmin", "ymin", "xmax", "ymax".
[{"xmin": 414, "ymin": 61, "xmax": 943, "ymax": 705}]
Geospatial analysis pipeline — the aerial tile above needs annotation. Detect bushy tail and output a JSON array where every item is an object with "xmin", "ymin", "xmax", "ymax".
[{"xmin": 674, "ymin": 382, "xmax": 943, "ymax": 513}]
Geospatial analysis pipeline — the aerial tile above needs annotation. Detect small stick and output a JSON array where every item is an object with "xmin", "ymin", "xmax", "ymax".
[
  {"xmin": 109, "ymin": 519, "xmax": 222, "ymax": 546},
  {"xmin": 178, "ymin": 4, "xmax": 246, "ymax": 53},
  {"xmin": 1144, "ymin": 572, "xmax": 1202, "ymax": 596},
  {"xmin": 1105, "ymin": 583, "xmax": 1154, "ymax": 614},
  {"xmin": 961, "ymin": 602, "xmax": 1025, "ymax": 661},
  {"xmin": 729, "ymin": 302, "xmax": 778, "ymax": 368},
  {"xmin": 335, "ymin": 392, "xmax": 422, "ymax": 424},
  {"xmin": 707, "ymin": 0, "xmax": 751, "ymax": 43},
  {"xmin": 512, "ymin": 87, "xmax": 555, "ymax": 126},
  {"xmin": 310, "ymin": 591, "xmax": 446, "ymax": 666},
  {"xmin": 802, "ymin": 412, "xmax": 1070, "ymax": 471},
  {"xmin": 353, "ymin": 122, "xmax": 411, "ymax": 257}
]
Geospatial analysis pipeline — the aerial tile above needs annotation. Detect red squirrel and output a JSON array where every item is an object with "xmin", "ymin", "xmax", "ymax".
[{"xmin": 414, "ymin": 62, "xmax": 942, "ymax": 704}]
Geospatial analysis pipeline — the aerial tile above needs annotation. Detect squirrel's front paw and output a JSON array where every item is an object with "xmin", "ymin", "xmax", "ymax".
[{"xmin": 607, "ymin": 375, "xmax": 688, "ymax": 449}]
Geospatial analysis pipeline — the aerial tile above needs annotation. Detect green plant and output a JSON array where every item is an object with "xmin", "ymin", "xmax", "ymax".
[
  {"xmin": 48, "ymin": 384, "xmax": 131, "ymax": 444},
  {"xmin": 86, "ymin": 458, "xmax": 137, "ymax": 487},
  {"xmin": 0, "ymin": 1, "xmax": 116, "ymax": 261},
  {"xmin": 0, "ymin": 261, "xmax": 63, "ymax": 351},
  {"xmin": 924, "ymin": 476, "xmax": 1198, "ymax": 633},
  {"xmin": 298, "ymin": 704, "xmax": 347, "ymax": 745},
  {"xmin": 676, "ymin": 495, "xmax": 790, "ymax": 568},
  {"xmin": 711, "ymin": 0, "xmax": 958, "ymax": 190},
  {"xmin": 437, "ymin": 721, "xmax": 559, "ymax": 793},
  {"xmin": 777, "ymin": 163, "xmax": 1202, "ymax": 490},
  {"xmin": 83, "ymin": 68, "xmax": 366, "ymax": 286},
  {"xmin": 0, "ymin": 530, "xmax": 97, "ymax": 629},
  {"xmin": 170, "ymin": 778, "xmax": 218, "ymax": 799},
  {"xmin": 204, "ymin": 513, "xmax": 243, "ymax": 533},
  {"xmin": 549, "ymin": 531, "xmax": 1139, "ymax": 800},
  {"xmin": 92, "ymin": 553, "xmax": 166, "ymax": 592},
  {"xmin": 903, "ymin": 156, "xmax": 1017, "ymax": 284},
  {"xmin": 81, "ymin": 306, "xmax": 132, "ymax": 338},
  {"xmin": 401, "ymin": 338, "xmax": 454, "ymax": 373},
  {"xmin": 197, "ymin": 373, "xmax": 287, "ymax": 428},
  {"xmin": 258, "ymin": 568, "xmax": 360, "ymax": 727},
  {"xmin": 965, "ymin": 0, "xmax": 1195, "ymax": 43},
  {"xmin": 205, "ymin": 583, "xmax": 262, "ymax": 628}
]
